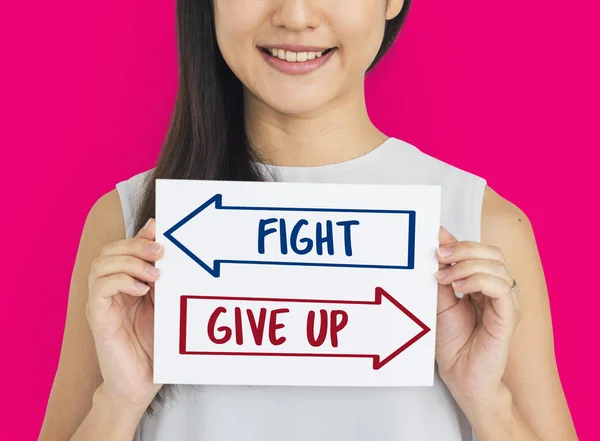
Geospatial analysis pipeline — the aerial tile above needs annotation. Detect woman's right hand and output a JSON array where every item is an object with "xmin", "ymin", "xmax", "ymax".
[{"xmin": 86, "ymin": 217, "xmax": 163, "ymax": 411}]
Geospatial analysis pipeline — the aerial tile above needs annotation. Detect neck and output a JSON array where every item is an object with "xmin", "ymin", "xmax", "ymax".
[{"xmin": 243, "ymin": 81, "xmax": 389, "ymax": 167}]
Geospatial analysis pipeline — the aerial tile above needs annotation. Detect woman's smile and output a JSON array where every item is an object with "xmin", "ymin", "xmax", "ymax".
[{"xmin": 258, "ymin": 44, "xmax": 338, "ymax": 75}]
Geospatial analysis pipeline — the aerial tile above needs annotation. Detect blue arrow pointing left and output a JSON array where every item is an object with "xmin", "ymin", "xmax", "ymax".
[{"xmin": 163, "ymin": 193, "xmax": 416, "ymax": 278}]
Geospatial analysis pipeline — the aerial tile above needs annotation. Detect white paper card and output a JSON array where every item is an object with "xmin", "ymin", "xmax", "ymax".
[{"xmin": 154, "ymin": 179, "xmax": 441, "ymax": 387}]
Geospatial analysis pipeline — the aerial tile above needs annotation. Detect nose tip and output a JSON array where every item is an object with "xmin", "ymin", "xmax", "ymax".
[{"xmin": 271, "ymin": 0, "xmax": 321, "ymax": 31}]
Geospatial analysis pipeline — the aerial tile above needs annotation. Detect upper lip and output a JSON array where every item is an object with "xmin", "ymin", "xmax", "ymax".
[{"xmin": 258, "ymin": 44, "xmax": 334, "ymax": 52}]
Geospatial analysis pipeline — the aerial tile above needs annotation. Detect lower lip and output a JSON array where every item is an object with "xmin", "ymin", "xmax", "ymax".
[{"xmin": 259, "ymin": 48, "xmax": 337, "ymax": 75}]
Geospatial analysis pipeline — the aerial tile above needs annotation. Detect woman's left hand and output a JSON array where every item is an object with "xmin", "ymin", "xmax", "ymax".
[{"xmin": 434, "ymin": 226, "xmax": 521, "ymax": 405}]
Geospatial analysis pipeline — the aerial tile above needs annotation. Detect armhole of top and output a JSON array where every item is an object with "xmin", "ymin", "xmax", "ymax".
[
  {"xmin": 115, "ymin": 168, "xmax": 155, "ymax": 239},
  {"xmin": 472, "ymin": 176, "xmax": 488, "ymax": 243},
  {"xmin": 115, "ymin": 180, "xmax": 134, "ymax": 239}
]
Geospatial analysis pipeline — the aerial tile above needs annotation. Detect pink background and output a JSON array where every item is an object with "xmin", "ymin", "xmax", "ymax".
[{"xmin": 1, "ymin": 0, "xmax": 598, "ymax": 439}]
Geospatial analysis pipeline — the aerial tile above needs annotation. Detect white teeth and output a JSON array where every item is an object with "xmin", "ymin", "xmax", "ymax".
[{"xmin": 265, "ymin": 48, "xmax": 331, "ymax": 62}]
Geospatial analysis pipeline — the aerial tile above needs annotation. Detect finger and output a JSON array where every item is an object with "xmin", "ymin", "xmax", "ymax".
[
  {"xmin": 92, "ymin": 273, "xmax": 151, "ymax": 300},
  {"xmin": 87, "ymin": 273, "xmax": 153, "ymax": 326},
  {"xmin": 451, "ymin": 273, "xmax": 514, "ymax": 300},
  {"xmin": 136, "ymin": 218, "xmax": 156, "ymax": 240},
  {"xmin": 437, "ymin": 226, "xmax": 459, "ymax": 271},
  {"xmin": 437, "ymin": 240, "xmax": 505, "ymax": 265},
  {"xmin": 438, "ymin": 225, "xmax": 458, "ymax": 250},
  {"xmin": 99, "ymin": 223, "xmax": 163, "ymax": 261},
  {"xmin": 435, "ymin": 258, "xmax": 512, "ymax": 287},
  {"xmin": 90, "ymin": 254, "xmax": 161, "ymax": 283},
  {"xmin": 449, "ymin": 273, "xmax": 516, "ymax": 323},
  {"xmin": 99, "ymin": 237, "xmax": 162, "ymax": 258},
  {"xmin": 135, "ymin": 218, "xmax": 159, "ymax": 304},
  {"xmin": 437, "ymin": 226, "xmax": 460, "ymax": 315},
  {"xmin": 468, "ymin": 292, "xmax": 485, "ymax": 319}
]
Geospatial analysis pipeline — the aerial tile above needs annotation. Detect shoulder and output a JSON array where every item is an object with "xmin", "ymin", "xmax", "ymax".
[
  {"xmin": 481, "ymin": 184, "xmax": 535, "ymax": 254},
  {"xmin": 398, "ymin": 136, "xmax": 534, "ymax": 251},
  {"xmin": 396, "ymin": 139, "xmax": 488, "ymax": 188},
  {"xmin": 86, "ymin": 167, "xmax": 155, "ymax": 243},
  {"xmin": 84, "ymin": 188, "xmax": 126, "ymax": 245}
]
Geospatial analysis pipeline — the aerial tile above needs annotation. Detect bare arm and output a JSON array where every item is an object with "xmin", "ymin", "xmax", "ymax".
[
  {"xmin": 480, "ymin": 185, "xmax": 578, "ymax": 440},
  {"xmin": 69, "ymin": 383, "xmax": 145, "ymax": 441},
  {"xmin": 38, "ymin": 189, "xmax": 142, "ymax": 440}
]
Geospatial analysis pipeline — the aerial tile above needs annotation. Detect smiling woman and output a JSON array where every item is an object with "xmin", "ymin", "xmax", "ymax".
[{"xmin": 37, "ymin": 1, "xmax": 578, "ymax": 441}]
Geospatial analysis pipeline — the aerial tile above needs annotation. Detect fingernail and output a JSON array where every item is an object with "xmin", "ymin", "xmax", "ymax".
[
  {"xmin": 437, "ymin": 246, "xmax": 454, "ymax": 257},
  {"xmin": 146, "ymin": 264, "xmax": 160, "ymax": 276},
  {"xmin": 452, "ymin": 280, "xmax": 465, "ymax": 288},
  {"xmin": 436, "ymin": 268, "xmax": 450, "ymax": 279},
  {"xmin": 441, "ymin": 226, "xmax": 448, "ymax": 235},
  {"xmin": 148, "ymin": 242, "xmax": 162, "ymax": 254},
  {"xmin": 135, "ymin": 281, "xmax": 150, "ymax": 292}
]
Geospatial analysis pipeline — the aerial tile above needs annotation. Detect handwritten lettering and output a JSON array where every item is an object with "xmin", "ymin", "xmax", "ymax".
[
  {"xmin": 257, "ymin": 218, "xmax": 360, "ymax": 257},
  {"xmin": 208, "ymin": 306, "xmax": 348, "ymax": 349}
]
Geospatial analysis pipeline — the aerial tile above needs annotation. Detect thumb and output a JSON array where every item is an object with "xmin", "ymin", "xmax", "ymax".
[
  {"xmin": 438, "ymin": 225, "xmax": 458, "ymax": 251},
  {"xmin": 136, "ymin": 218, "xmax": 157, "ymax": 304},
  {"xmin": 136, "ymin": 218, "xmax": 156, "ymax": 241},
  {"xmin": 436, "ymin": 226, "xmax": 460, "ymax": 315}
]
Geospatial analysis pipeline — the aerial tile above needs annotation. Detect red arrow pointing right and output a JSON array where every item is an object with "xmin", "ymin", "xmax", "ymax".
[
  {"xmin": 180, "ymin": 287, "xmax": 431, "ymax": 370},
  {"xmin": 370, "ymin": 287, "xmax": 431, "ymax": 369}
]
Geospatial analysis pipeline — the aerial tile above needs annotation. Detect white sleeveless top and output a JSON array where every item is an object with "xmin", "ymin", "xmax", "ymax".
[{"xmin": 115, "ymin": 137, "xmax": 486, "ymax": 441}]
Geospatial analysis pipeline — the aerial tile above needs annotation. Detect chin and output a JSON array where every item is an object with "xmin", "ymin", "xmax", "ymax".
[{"xmin": 261, "ymin": 92, "xmax": 334, "ymax": 116}]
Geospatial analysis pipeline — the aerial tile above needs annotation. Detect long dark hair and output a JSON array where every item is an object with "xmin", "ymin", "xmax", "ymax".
[{"xmin": 140, "ymin": 0, "xmax": 412, "ymax": 416}]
